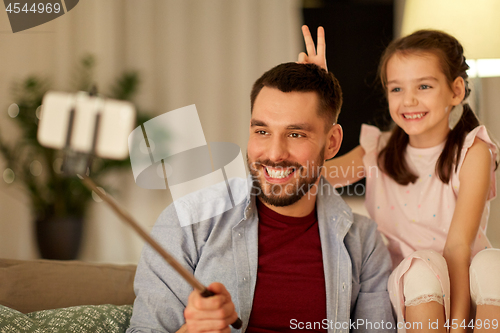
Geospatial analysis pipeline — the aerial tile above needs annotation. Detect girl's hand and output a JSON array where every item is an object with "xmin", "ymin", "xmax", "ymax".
[{"xmin": 297, "ymin": 25, "xmax": 327, "ymax": 72}]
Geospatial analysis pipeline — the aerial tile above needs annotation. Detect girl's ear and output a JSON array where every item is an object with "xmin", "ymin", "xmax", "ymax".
[{"xmin": 451, "ymin": 76, "xmax": 466, "ymax": 105}]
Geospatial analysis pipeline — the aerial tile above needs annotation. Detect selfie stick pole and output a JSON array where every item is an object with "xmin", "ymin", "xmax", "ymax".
[
  {"xmin": 77, "ymin": 174, "xmax": 243, "ymax": 329},
  {"xmin": 58, "ymin": 91, "xmax": 241, "ymax": 329}
]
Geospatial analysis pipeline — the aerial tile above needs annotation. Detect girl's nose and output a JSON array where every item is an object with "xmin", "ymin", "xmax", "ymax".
[{"xmin": 403, "ymin": 91, "xmax": 418, "ymax": 107}]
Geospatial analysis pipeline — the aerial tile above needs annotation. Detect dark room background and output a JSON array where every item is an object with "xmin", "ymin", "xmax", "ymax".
[{"xmin": 303, "ymin": 0, "xmax": 394, "ymax": 194}]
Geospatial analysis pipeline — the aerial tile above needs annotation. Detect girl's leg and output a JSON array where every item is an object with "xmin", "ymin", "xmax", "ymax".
[
  {"xmin": 404, "ymin": 259, "xmax": 446, "ymax": 333},
  {"xmin": 406, "ymin": 303, "xmax": 446, "ymax": 332},
  {"xmin": 470, "ymin": 249, "xmax": 500, "ymax": 332},
  {"xmin": 475, "ymin": 306, "xmax": 500, "ymax": 332}
]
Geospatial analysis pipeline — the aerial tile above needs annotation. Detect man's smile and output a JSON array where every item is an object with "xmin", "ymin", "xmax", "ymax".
[{"xmin": 263, "ymin": 165, "xmax": 297, "ymax": 183}]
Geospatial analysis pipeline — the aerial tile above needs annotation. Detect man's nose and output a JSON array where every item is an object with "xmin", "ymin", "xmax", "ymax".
[
  {"xmin": 403, "ymin": 90, "xmax": 418, "ymax": 107},
  {"xmin": 267, "ymin": 136, "xmax": 289, "ymax": 162}
]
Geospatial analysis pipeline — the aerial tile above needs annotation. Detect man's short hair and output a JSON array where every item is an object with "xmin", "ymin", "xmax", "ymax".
[{"xmin": 250, "ymin": 63, "xmax": 343, "ymax": 131}]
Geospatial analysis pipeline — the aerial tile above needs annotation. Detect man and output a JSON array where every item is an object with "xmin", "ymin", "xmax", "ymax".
[{"xmin": 128, "ymin": 63, "xmax": 395, "ymax": 333}]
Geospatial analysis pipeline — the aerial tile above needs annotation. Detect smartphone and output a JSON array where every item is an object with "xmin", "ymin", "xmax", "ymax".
[{"xmin": 37, "ymin": 91, "xmax": 135, "ymax": 160}]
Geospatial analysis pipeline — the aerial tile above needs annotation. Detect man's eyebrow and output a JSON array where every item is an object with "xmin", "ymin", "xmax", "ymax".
[
  {"xmin": 250, "ymin": 120, "xmax": 267, "ymax": 127},
  {"xmin": 286, "ymin": 123, "xmax": 313, "ymax": 131},
  {"xmin": 251, "ymin": 120, "xmax": 314, "ymax": 132}
]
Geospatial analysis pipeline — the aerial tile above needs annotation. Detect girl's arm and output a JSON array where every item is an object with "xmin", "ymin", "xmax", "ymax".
[
  {"xmin": 323, "ymin": 145, "xmax": 366, "ymax": 188},
  {"xmin": 444, "ymin": 138, "xmax": 492, "ymax": 332}
]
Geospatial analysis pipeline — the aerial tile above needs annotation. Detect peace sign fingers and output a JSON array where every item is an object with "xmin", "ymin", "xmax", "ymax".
[{"xmin": 297, "ymin": 25, "xmax": 328, "ymax": 72}]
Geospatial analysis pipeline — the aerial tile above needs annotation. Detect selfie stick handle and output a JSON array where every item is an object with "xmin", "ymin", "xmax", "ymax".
[{"xmin": 78, "ymin": 174, "xmax": 243, "ymax": 330}]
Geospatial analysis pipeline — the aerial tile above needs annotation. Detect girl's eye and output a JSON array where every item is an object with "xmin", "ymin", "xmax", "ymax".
[
  {"xmin": 390, "ymin": 87, "xmax": 401, "ymax": 93},
  {"xmin": 420, "ymin": 84, "xmax": 431, "ymax": 90}
]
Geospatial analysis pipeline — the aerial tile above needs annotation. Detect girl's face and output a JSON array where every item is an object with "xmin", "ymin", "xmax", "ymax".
[{"xmin": 385, "ymin": 52, "xmax": 464, "ymax": 148}]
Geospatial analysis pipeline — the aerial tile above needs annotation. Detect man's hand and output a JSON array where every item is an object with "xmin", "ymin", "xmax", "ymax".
[
  {"xmin": 297, "ymin": 25, "xmax": 328, "ymax": 72},
  {"xmin": 184, "ymin": 283, "xmax": 238, "ymax": 333}
]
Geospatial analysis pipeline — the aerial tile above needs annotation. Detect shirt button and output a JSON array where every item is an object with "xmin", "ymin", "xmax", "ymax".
[
  {"xmin": 342, "ymin": 282, "xmax": 346, "ymax": 291},
  {"xmin": 243, "ymin": 277, "xmax": 247, "ymax": 281},
  {"xmin": 238, "ymin": 233, "xmax": 242, "ymax": 237}
]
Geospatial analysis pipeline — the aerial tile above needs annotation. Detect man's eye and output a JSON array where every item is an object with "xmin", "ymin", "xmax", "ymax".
[
  {"xmin": 256, "ymin": 130, "xmax": 267, "ymax": 135},
  {"xmin": 290, "ymin": 133, "xmax": 304, "ymax": 138}
]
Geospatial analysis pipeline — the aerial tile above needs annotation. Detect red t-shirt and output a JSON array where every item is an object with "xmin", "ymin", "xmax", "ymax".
[{"xmin": 246, "ymin": 200, "xmax": 327, "ymax": 332}]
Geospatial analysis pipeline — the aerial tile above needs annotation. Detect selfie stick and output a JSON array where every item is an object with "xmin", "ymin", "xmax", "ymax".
[
  {"xmin": 78, "ymin": 174, "xmax": 243, "ymax": 329},
  {"xmin": 38, "ymin": 91, "xmax": 242, "ymax": 330}
]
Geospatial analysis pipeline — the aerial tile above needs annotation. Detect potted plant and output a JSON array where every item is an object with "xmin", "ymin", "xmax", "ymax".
[{"xmin": 0, "ymin": 55, "xmax": 150, "ymax": 260}]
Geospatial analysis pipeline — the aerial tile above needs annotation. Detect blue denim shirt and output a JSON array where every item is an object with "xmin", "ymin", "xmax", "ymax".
[{"xmin": 128, "ymin": 177, "xmax": 395, "ymax": 333}]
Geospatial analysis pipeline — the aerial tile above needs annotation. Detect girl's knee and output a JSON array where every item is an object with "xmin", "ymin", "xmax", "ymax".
[
  {"xmin": 470, "ymin": 249, "xmax": 500, "ymax": 306},
  {"xmin": 471, "ymin": 248, "xmax": 500, "ymax": 272},
  {"xmin": 404, "ymin": 258, "xmax": 444, "ymax": 307}
]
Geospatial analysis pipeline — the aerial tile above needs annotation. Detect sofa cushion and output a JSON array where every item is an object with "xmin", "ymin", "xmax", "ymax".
[
  {"xmin": 0, "ymin": 304, "xmax": 132, "ymax": 332},
  {"xmin": 0, "ymin": 259, "xmax": 136, "ymax": 313}
]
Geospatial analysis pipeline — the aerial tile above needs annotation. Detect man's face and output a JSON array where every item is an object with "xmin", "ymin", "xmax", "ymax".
[{"xmin": 247, "ymin": 86, "xmax": 332, "ymax": 207}]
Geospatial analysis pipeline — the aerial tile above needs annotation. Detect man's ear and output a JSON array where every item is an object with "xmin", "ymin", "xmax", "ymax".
[
  {"xmin": 451, "ymin": 76, "xmax": 466, "ymax": 105},
  {"xmin": 325, "ymin": 124, "xmax": 343, "ymax": 160}
]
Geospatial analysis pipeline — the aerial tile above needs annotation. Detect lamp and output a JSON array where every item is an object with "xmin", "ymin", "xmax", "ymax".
[{"xmin": 401, "ymin": 0, "xmax": 500, "ymax": 78}]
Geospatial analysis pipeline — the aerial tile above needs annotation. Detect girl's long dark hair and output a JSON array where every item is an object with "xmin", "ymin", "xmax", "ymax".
[{"xmin": 377, "ymin": 30, "xmax": 498, "ymax": 185}]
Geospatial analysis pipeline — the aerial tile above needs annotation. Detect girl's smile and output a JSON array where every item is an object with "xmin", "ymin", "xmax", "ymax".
[{"xmin": 402, "ymin": 111, "xmax": 428, "ymax": 120}]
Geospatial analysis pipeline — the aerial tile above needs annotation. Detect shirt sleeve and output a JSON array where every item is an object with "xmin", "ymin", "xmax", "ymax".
[
  {"xmin": 350, "ymin": 215, "xmax": 396, "ymax": 333},
  {"xmin": 127, "ymin": 206, "xmax": 199, "ymax": 333},
  {"xmin": 457, "ymin": 125, "xmax": 497, "ymax": 201},
  {"xmin": 359, "ymin": 124, "xmax": 383, "ymax": 155}
]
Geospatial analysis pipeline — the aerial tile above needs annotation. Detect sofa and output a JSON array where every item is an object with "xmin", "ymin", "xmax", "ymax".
[{"xmin": 0, "ymin": 258, "xmax": 137, "ymax": 332}]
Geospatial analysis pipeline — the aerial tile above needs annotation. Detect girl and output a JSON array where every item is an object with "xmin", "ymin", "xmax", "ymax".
[{"xmin": 299, "ymin": 26, "xmax": 500, "ymax": 332}]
